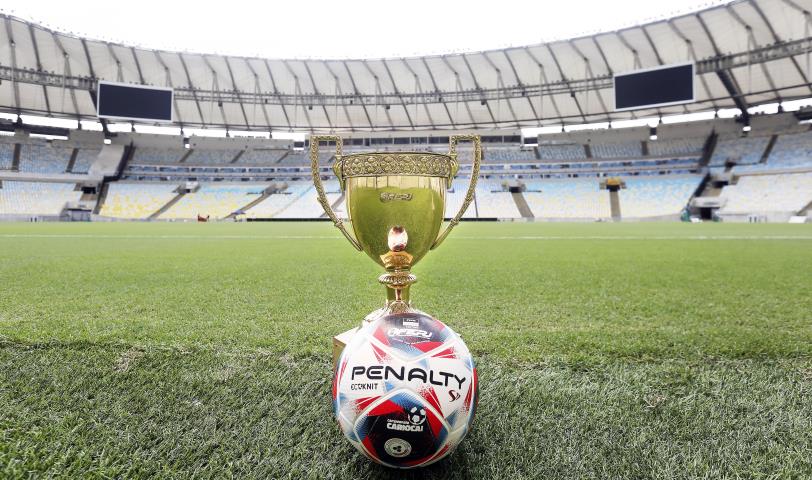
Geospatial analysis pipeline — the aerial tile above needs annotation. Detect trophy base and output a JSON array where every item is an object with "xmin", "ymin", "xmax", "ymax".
[
  {"xmin": 332, "ymin": 327, "xmax": 357, "ymax": 367},
  {"xmin": 331, "ymin": 302, "xmax": 428, "ymax": 367}
]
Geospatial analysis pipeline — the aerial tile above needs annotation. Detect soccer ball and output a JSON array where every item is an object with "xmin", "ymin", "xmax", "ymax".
[{"xmin": 332, "ymin": 311, "xmax": 478, "ymax": 468}]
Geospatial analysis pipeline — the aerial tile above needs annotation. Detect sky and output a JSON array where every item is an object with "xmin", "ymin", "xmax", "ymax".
[{"xmin": 1, "ymin": 0, "xmax": 727, "ymax": 59}]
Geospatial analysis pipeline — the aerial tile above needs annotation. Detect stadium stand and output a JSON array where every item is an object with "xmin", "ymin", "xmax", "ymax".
[
  {"xmin": 275, "ymin": 150, "xmax": 332, "ymax": 166},
  {"xmin": 444, "ymin": 179, "xmax": 478, "ymax": 219},
  {"xmin": 133, "ymin": 147, "xmax": 187, "ymax": 164},
  {"xmin": 72, "ymin": 146, "xmax": 102, "ymax": 173},
  {"xmin": 160, "ymin": 184, "xmax": 265, "ymax": 220},
  {"xmin": 734, "ymin": 130, "xmax": 812, "ymax": 173},
  {"xmin": 484, "ymin": 148, "xmax": 536, "ymax": 163},
  {"xmin": 0, "ymin": 142, "xmax": 14, "ymax": 170},
  {"xmin": 272, "ymin": 181, "xmax": 341, "ymax": 218},
  {"xmin": 710, "ymin": 134, "xmax": 770, "ymax": 167},
  {"xmin": 590, "ymin": 141, "xmax": 643, "ymax": 159},
  {"xmin": 648, "ymin": 138, "xmax": 704, "ymax": 157},
  {"xmin": 718, "ymin": 173, "xmax": 812, "ymax": 217},
  {"xmin": 19, "ymin": 143, "xmax": 73, "ymax": 174},
  {"xmin": 185, "ymin": 149, "xmax": 241, "ymax": 165},
  {"xmin": 244, "ymin": 183, "xmax": 314, "ymax": 218},
  {"xmin": 522, "ymin": 179, "xmax": 611, "ymax": 219},
  {"xmin": 620, "ymin": 175, "xmax": 703, "ymax": 218},
  {"xmin": 0, "ymin": 111, "xmax": 810, "ymax": 223},
  {"xmin": 0, "ymin": 181, "xmax": 80, "ymax": 215},
  {"xmin": 473, "ymin": 180, "xmax": 522, "ymax": 218},
  {"xmin": 239, "ymin": 149, "xmax": 289, "ymax": 165},
  {"xmin": 537, "ymin": 144, "xmax": 586, "ymax": 161},
  {"xmin": 99, "ymin": 183, "xmax": 180, "ymax": 219}
]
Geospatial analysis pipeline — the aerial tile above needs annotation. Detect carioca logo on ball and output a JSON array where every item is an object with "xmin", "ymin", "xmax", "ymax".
[
  {"xmin": 351, "ymin": 365, "xmax": 466, "ymax": 389},
  {"xmin": 387, "ymin": 327, "xmax": 433, "ymax": 339},
  {"xmin": 386, "ymin": 407, "xmax": 427, "ymax": 432}
]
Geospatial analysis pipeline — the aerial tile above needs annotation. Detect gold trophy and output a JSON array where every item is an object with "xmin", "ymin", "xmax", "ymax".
[{"xmin": 309, "ymin": 135, "xmax": 481, "ymax": 362}]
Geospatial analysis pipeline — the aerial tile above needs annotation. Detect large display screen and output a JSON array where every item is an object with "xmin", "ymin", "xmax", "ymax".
[
  {"xmin": 614, "ymin": 63, "xmax": 694, "ymax": 111},
  {"xmin": 96, "ymin": 81, "xmax": 173, "ymax": 122}
]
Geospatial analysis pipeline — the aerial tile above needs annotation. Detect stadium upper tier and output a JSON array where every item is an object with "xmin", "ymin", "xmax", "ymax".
[
  {"xmin": 1, "ymin": 0, "xmax": 811, "ymax": 130},
  {"xmin": 0, "ymin": 137, "xmax": 103, "ymax": 175},
  {"xmin": 5, "ymin": 112, "xmax": 812, "ymax": 182},
  {"xmin": 733, "ymin": 130, "xmax": 812, "ymax": 173}
]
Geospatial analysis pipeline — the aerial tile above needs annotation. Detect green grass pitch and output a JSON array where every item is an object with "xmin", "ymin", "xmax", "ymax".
[{"xmin": 0, "ymin": 221, "xmax": 810, "ymax": 478}]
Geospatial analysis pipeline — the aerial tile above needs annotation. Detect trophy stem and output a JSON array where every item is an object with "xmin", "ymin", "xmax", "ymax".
[
  {"xmin": 378, "ymin": 269, "xmax": 416, "ymax": 315},
  {"xmin": 386, "ymin": 282, "xmax": 411, "ymax": 303}
]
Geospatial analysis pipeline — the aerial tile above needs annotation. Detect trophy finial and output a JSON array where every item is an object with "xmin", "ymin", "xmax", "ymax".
[
  {"xmin": 380, "ymin": 226, "xmax": 413, "ymax": 271},
  {"xmin": 387, "ymin": 225, "xmax": 408, "ymax": 252}
]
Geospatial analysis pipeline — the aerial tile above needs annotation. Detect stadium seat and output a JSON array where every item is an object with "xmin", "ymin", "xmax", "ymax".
[
  {"xmin": 523, "ymin": 178, "xmax": 611, "ymax": 219},
  {"xmin": 735, "ymin": 131, "xmax": 812, "ymax": 173},
  {"xmin": 72, "ymin": 146, "xmax": 102, "ymax": 173},
  {"xmin": 19, "ymin": 144, "xmax": 73, "ymax": 174},
  {"xmin": 0, "ymin": 142, "xmax": 14, "ymax": 170},
  {"xmin": 648, "ymin": 138, "xmax": 704, "ymax": 157},
  {"xmin": 160, "ymin": 184, "xmax": 266, "ymax": 220},
  {"xmin": 133, "ymin": 147, "xmax": 187, "ymax": 164},
  {"xmin": 99, "ymin": 183, "xmax": 180, "ymax": 219},
  {"xmin": 472, "ymin": 180, "xmax": 522, "ymax": 218},
  {"xmin": 590, "ymin": 141, "xmax": 643, "ymax": 159},
  {"xmin": 272, "ymin": 181, "xmax": 341, "ymax": 218},
  {"xmin": 239, "ymin": 149, "xmax": 289, "ymax": 165},
  {"xmin": 244, "ymin": 183, "xmax": 314, "ymax": 218},
  {"xmin": 710, "ymin": 135, "xmax": 770, "ymax": 167},
  {"xmin": 718, "ymin": 173, "xmax": 812, "ymax": 214},
  {"xmin": 185, "ymin": 149, "xmax": 241, "ymax": 165},
  {"xmin": 484, "ymin": 148, "xmax": 537, "ymax": 163},
  {"xmin": 444, "ymin": 179, "xmax": 478, "ymax": 219},
  {"xmin": 619, "ymin": 175, "xmax": 703, "ymax": 218},
  {"xmin": 538, "ymin": 144, "xmax": 586, "ymax": 161},
  {"xmin": 0, "ymin": 181, "xmax": 81, "ymax": 215}
]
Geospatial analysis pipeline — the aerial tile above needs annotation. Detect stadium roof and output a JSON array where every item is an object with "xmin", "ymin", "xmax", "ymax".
[{"xmin": 1, "ymin": 0, "xmax": 812, "ymax": 132}]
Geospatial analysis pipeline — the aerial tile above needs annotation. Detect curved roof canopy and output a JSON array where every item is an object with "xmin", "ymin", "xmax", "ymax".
[{"xmin": 1, "ymin": 0, "xmax": 812, "ymax": 131}]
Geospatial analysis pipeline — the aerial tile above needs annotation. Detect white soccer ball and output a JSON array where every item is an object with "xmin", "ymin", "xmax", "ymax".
[{"xmin": 332, "ymin": 312, "xmax": 478, "ymax": 468}]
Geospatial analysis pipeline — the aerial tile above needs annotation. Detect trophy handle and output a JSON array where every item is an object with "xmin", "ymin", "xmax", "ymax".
[
  {"xmin": 310, "ymin": 135, "xmax": 363, "ymax": 251},
  {"xmin": 431, "ymin": 134, "xmax": 481, "ymax": 250}
]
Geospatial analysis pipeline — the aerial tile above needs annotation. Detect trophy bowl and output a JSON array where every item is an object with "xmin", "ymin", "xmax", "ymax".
[
  {"xmin": 310, "ymin": 135, "xmax": 481, "ymax": 352},
  {"xmin": 340, "ymin": 151, "xmax": 456, "ymax": 267}
]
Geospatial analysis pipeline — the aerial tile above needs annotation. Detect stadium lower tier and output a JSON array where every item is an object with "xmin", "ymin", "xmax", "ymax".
[
  {"xmin": 2, "ymin": 172, "xmax": 809, "ymax": 221},
  {"xmin": 71, "ymin": 176, "xmax": 705, "ymax": 221},
  {"xmin": 0, "ymin": 181, "xmax": 82, "ymax": 216},
  {"xmin": 718, "ymin": 172, "xmax": 812, "ymax": 216}
]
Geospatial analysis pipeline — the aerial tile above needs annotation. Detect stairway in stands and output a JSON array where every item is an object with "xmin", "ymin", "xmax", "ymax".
[
  {"xmin": 798, "ymin": 199, "xmax": 812, "ymax": 217},
  {"xmin": 92, "ymin": 183, "xmax": 110, "ymax": 214},
  {"xmin": 699, "ymin": 132, "xmax": 718, "ymax": 167},
  {"xmin": 149, "ymin": 190, "xmax": 186, "ymax": 220},
  {"xmin": 758, "ymin": 134, "xmax": 778, "ymax": 164},
  {"xmin": 227, "ymin": 187, "xmax": 274, "ymax": 219},
  {"xmin": 65, "ymin": 148, "xmax": 79, "ymax": 173},
  {"xmin": 11, "ymin": 144, "xmax": 20, "ymax": 171},
  {"xmin": 609, "ymin": 190, "xmax": 621, "ymax": 221},
  {"xmin": 321, "ymin": 193, "xmax": 346, "ymax": 218},
  {"xmin": 510, "ymin": 192, "xmax": 533, "ymax": 219}
]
